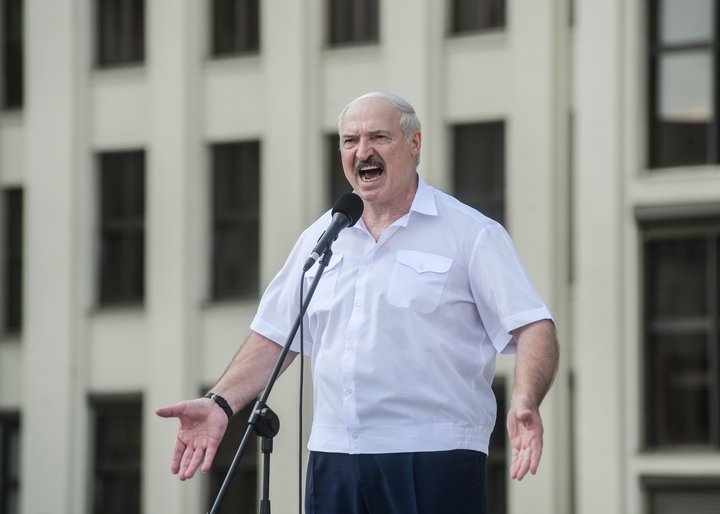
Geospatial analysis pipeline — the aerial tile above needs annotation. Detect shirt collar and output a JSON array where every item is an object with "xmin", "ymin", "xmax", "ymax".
[{"xmin": 409, "ymin": 175, "xmax": 438, "ymax": 216}]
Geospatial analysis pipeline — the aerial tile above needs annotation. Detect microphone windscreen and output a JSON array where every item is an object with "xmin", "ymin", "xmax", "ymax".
[{"xmin": 331, "ymin": 193, "xmax": 364, "ymax": 227}]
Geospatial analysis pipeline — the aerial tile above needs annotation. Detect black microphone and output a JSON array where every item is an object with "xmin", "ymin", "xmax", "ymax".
[{"xmin": 303, "ymin": 193, "xmax": 364, "ymax": 272}]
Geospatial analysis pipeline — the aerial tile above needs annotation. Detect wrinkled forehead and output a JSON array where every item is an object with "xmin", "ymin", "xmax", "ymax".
[{"xmin": 340, "ymin": 98, "xmax": 402, "ymax": 134}]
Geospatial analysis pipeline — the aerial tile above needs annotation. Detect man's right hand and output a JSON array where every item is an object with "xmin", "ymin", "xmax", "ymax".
[{"xmin": 156, "ymin": 398, "xmax": 230, "ymax": 480}]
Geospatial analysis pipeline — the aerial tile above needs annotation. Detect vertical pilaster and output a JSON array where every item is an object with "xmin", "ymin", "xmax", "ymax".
[
  {"xmin": 22, "ymin": 0, "xmax": 80, "ymax": 512},
  {"xmin": 574, "ymin": 0, "xmax": 626, "ymax": 513},
  {"xmin": 145, "ymin": 1, "xmax": 203, "ymax": 512},
  {"xmin": 508, "ymin": 1, "xmax": 573, "ymax": 513},
  {"xmin": 256, "ymin": 1, "xmax": 316, "ymax": 512}
]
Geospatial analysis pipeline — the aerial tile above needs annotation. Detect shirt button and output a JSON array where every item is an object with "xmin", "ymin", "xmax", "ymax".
[
  {"xmin": 352, "ymin": 433, "xmax": 359, "ymax": 439},
  {"xmin": 355, "ymin": 299, "xmax": 363, "ymax": 307},
  {"xmin": 344, "ymin": 388, "xmax": 352, "ymax": 395}
]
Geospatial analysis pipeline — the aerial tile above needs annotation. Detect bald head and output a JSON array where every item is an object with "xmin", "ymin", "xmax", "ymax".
[{"xmin": 338, "ymin": 92, "xmax": 421, "ymax": 145}]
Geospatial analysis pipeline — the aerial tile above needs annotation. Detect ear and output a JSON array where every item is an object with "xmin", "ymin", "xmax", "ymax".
[{"xmin": 410, "ymin": 131, "xmax": 421, "ymax": 156}]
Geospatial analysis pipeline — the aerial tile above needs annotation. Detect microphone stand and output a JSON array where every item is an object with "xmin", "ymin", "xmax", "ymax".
[{"xmin": 207, "ymin": 249, "xmax": 334, "ymax": 514}]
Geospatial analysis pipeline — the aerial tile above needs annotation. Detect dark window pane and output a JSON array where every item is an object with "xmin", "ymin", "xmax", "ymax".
[
  {"xmin": 207, "ymin": 404, "xmax": 258, "ymax": 514},
  {"xmin": 0, "ymin": 415, "xmax": 20, "ymax": 514},
  {"xmin": 450, "ymin": 0, "xmax": 506, "ymax": 34},
  {"xmin": 452, "ymin": 121, "xmax": 505, "ymax": 225},
  {"xmin": 646, "ymin": 238, "xmax": 707, "ymax": 318},
  {"xmin": 98, "ymin": 151, "xmax": 145, "ymax": 306},
  {"xmin": 648, "ymin": 333, "xmax": 710, "ymax": 446},
  {"xmin": 2, "ymin": 0, "xmax": 23, "ymax": 108},
  {"xmin": 3, "ymin": 188, "xmax": 23, "ymax": 333},
  {"xmin": 326, "ymin": 133, "xmax": 352, "ymax": 208},
  {"xmin": 211, "ymin": 0, "xmax": 260, "ymax": 56},
  {"xmin": 211, "ymin": 141, "xmax": 260, "ymax": 299},
  {"xmin": 328, "ymin": 0, "xmax": 379, "ymax": 46},
  {"xmin": 646, "ymin": 479, "xmax": 720, "ymax": 514},
  {"xmin": 91, "ymin": 398, "xmax": 142, "ymax": 514},
  {"xmin": 96, "ymin": 0, "xmax": 145, "ymax": 67}
]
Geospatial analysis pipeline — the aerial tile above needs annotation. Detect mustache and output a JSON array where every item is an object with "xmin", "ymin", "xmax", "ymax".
[{"xmin": 354, "ymin": 157, "xmax": 385, "ymax": 173}]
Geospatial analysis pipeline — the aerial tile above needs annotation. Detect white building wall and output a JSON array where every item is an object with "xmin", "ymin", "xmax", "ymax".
[{"xmin": 9, "ymin": 0, "xmax": 720, "ymax": 513}]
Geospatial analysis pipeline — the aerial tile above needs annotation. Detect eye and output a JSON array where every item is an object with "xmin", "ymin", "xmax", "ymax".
[{"xmin": 342, "ymin": 137, "xmax": 358, "ymax": 148}]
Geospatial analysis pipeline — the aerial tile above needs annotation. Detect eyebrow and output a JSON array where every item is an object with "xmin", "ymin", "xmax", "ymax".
[{"xmin": 341, "ymin": 129, "xmax": 392, "ymax": 139}]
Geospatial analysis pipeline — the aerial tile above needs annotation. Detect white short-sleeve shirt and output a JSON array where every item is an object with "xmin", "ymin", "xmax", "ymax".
[{"xmin": 251, "ymin": 176, "xmax": 552, "ymax": 455}]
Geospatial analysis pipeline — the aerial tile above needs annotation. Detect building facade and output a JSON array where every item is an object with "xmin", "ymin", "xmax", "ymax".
[{"xmin": 0, "ymin": 0, "xmax": 719, "ymax": 513}]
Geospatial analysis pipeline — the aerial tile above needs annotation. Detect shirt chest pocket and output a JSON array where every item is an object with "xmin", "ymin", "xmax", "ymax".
[
  {"xmin": 304, "ymin": 253, "xmax": 343, "ymax": 316},
  {"xmin": 386, "ymin": 250, "xmax": 453, "ymax": 314}
]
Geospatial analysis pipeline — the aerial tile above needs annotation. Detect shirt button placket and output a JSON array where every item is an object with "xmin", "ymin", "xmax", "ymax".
[{"xmin": 342, "ymin": 258, "xmax": 370, "ymax": 450}]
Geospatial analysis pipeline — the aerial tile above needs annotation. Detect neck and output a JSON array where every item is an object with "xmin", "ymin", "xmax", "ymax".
[{"xmin": 362, "ymin": 176, "xmax": 418, "ymax": 241}]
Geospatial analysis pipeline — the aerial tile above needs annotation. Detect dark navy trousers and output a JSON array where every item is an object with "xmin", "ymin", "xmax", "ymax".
[{"xmin": 305, "ymin": 450, "xmax": 488, "ymax": 514}]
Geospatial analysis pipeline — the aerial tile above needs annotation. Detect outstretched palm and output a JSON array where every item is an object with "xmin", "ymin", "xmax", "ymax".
[
  {"xmin": 506, "ymin": 399, "xmax": 544, "ymax": 481},
  {"xmin": 156, "ymin": 399, "xmax": 229, "ymax": 480}
]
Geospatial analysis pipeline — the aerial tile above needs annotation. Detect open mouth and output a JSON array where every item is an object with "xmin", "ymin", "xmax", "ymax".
[{"xmin": 356, "ymin": 161, "xmax": 385, "ymax": 183}]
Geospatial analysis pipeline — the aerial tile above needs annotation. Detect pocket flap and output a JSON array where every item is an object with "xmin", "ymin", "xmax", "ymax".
[
  {"xmin": 395, "ymin": 250, "xmax": 452, "ymax": 274},
  {"xmin": 305, "ymin": 253, "xmax": 343, "ymax": 278}
]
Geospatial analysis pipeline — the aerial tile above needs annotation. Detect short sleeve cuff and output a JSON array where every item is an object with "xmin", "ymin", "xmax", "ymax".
[{"xmin": 491, "ymin": 307, "xmax": 554, "ymax": 355}]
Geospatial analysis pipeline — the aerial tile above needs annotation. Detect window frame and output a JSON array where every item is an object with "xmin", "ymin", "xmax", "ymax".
[
  {"xmin": 448, "ymin": 0, "xmax": 507, "ymax": 36},
  {"xmin": 96, "ymin": 150, "xmax": 146, "ymax": 307},
  {"xmin": 209, "ymin": 0, "xmax": 261, "ymax": 58},
  {"xmin": 641, "ymin": 218, "xmax": 720, "ymax": 450},
  {"xmin": 451, "ymin": 120, "xmax": 506, "ymax": 226},
  {"xmin": 326, "ymin": 0, "xmax": 380, "ymax": 47},
  {"xmin": 94, "ymin": 0, "xmax": 145, "ymax": 68},
  {"xmin": 2, "ymin": 187, "xmax": 22, "ymax": 335},
  {"xmin": 1, "ymin": 0, "xmax": 23, "ymax": 109},
  {"xmin": 89, "ymin": 395, "xmax": 142, "ymax": 514},
  {"xmin": 646, "ymin": 0, "xmax": 720, "ymax": 169},
  {"xmin": 643, "ymin": 476, "xmax": 720, "ymax": 514},
  {"xmin": 0, "ymin": 413, "xmax": 20, "ymax": 514},
  {"xmin": 210, "ymin": 140, "xmax": 261, "ymax": 301}
]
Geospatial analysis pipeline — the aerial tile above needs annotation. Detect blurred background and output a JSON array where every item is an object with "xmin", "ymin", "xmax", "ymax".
[{"xmin": 0, "ymin": 0, "xmax": 719, "ymax": 513}]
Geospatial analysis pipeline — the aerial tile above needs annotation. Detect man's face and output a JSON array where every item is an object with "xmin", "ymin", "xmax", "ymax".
[{"xmin": 339, "ymin": 98, "xmax": 421, "ymax": 209}]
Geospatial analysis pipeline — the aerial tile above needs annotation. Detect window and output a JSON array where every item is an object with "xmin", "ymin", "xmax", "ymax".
[
  {"xmin": 0, "ymin": 414, "xmax": 20, "ymax": 514},
  {"xmin": 642, "ymin": 221, "xmax": 720, "ymax": 448},
  {"xmin": 449, "ymin": 0, "xmax": 506, "ymax": 34},
  {"xmin": 210, "ymin": 0, "xmax": 260, "ymax": 56},
  {"xmin": 648, "ymin": 0, "xmax": 717, "ymax": 168},
  {"xmin": 97, "ymin": 151, "xmax": 145, "ymax": 306},
  {"xmin": 91, "ymin": 397, "xmax": 142, "ymax": 514},
  {"xmin": 487, "ymin": 379, "xmax": 507, "ymax": 514},
  {"xmin": 452, "ymin": 121, "xmax": 506, "ymax": 225},
  {"xmin": 95, "ymin": 0, "xmax": 145, "ymax": 67},
  {"xmin": 645, "ymin": 478, "xmax": 720, "ymax": 514},
  {"xmin": 2, "ymin": 0, "xmax": 23, "ymax": 109},
  {"xmin": 327, "ymin": 0, "xmax": 379, "ymax": 46},
  {"xmin": 325, "ymin": 133, "xmax": 352, "ymax": 208},
  {"xmin": 211, "ymin": 141, "xmax": 260, "ymax": 300},
  {"xmin": 2, "ymin": 188, "xmax": 22, "ymax": 334},
  {"xmin": 207, "ymin": 404, "xmax": 258, "ymax": 514}
]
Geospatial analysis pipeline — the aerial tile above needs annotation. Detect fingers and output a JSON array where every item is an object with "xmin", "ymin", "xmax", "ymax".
[
  {"xmin": 201, "ymin": 445, "xmax": 218, "ymax": 474},
  {"xmin": 170, "ymin": 437, "xmax": 185, "ymax": 474},
  {"xmin": 510, "ymin": 442, "xmax": 542, "ymax": 480},
  {"xmin": 507, "ymin": 407, "xmax": 544, "ymax": 481},
  {"xmin": 178, "ymin": 440, "xmax": 207, "ymax": 481}
]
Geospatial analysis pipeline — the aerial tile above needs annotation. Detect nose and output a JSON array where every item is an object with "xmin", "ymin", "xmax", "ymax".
[{"xmin": 356, "ymin": 136, "xmax": 374, "ymax": 161}]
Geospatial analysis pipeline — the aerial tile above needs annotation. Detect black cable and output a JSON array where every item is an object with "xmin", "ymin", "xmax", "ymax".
[{"xmin": 298, "ymin": 271, "xmax": 306, "ymax": 514}]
